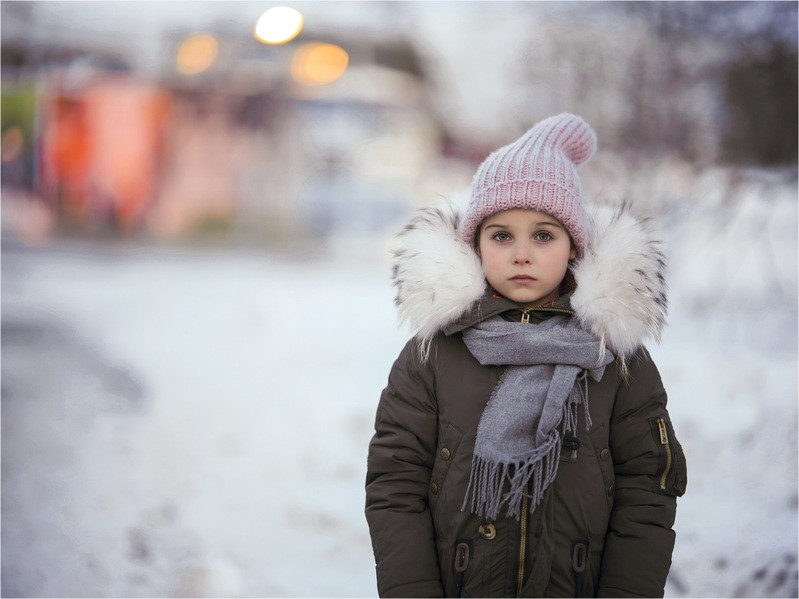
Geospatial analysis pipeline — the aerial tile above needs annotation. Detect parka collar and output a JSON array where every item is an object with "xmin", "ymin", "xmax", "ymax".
[{"xmin": 441, "ymin": 291, "xmax": 574, "ymax": 336}]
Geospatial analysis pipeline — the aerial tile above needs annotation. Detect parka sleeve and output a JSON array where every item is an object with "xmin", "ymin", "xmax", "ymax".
[
  {"xmin": 365, "ymin": 338, "xmax": 444, "ymax": 598},
  {"xmin": 597, "ymin": 348, "xmax": 688, "ymax": 598}
]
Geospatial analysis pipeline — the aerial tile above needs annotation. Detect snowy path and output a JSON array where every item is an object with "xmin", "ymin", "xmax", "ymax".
[
  {"xmin": 2, "ymin": 190, "xmax": 797, "ymax": 598},
  {"xmin": 2, "ymin": 240, "xmax": 402, "ymax": 597}
]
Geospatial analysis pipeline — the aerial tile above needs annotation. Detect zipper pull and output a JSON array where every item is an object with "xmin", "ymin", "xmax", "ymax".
[
  {"xmin": 520, "ymin": 309, "xmax": 531, "ymax": 323},
  {"xmin": 657, "ymin": 418, "xmax": 669, "ymax": 445}
]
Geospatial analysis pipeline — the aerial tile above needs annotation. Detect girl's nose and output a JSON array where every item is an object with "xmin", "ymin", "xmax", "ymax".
[{"xmin": 513, "ymin": 246, "xmax": 532, "ymax": 264}]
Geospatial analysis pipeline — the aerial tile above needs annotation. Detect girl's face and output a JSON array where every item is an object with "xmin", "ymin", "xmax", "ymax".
[{"xmin": 477, "ymin": 208, "xmax": 576, "ymax": 309}]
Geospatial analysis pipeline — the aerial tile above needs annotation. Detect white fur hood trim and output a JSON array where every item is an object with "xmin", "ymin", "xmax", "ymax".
[{"xmin": 391, "ymin": 193, "xmax": 667, "ymax": 358}]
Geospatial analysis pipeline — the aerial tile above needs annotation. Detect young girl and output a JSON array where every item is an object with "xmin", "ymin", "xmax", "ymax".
[{"xmin": 365, "ymin": 113, "xmax": 687, "ymax": 598}]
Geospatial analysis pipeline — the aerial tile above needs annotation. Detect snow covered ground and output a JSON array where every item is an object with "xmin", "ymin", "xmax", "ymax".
[{"xmin": 2, "ymin": 173, "xmax": 797, "ymax": 597}]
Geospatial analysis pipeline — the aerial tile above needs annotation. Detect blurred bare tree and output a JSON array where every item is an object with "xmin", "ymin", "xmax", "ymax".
[
  {"xmin": 722, "ymin": 40, "xmax": 797, "ymax": 165},
  {"xmin": 514, "ymin": 1, "xmax": 797, "ymax": 166},
  {"xmin": 621, "ymin": 1, "xmax": 797, "ymax": 165}
]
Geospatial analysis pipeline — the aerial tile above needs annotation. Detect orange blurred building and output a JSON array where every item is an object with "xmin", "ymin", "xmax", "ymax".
[{"xmin": 39, "ymin": 74, "xmax": 171, "ymax": 234}]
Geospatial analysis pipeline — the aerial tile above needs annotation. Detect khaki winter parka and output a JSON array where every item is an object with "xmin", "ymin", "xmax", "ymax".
[
  {"xmin": 366, "ymin": 294, "xmax": 687, "ymax": 598},
  {"xmin": 365, "ymin": 197, "xmax": 688, "ymax": 598}
]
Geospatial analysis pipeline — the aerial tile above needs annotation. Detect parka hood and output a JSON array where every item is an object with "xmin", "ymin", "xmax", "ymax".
[{"xmin": 391, "ymin": 191, "xmax": 668, "ymax": 359}]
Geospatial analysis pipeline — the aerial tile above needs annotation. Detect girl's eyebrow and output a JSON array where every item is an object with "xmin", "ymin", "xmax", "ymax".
[{"xmin": 484, "ymin": 220, "xmax": 564, "ymax": 229}]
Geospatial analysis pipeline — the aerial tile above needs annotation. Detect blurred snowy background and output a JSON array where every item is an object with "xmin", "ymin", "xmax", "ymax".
[{"xmin": 1, "ymin": 1, "xmax": 797, "ymax": 597}]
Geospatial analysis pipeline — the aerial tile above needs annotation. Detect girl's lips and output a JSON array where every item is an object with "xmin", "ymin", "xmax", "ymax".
[{"xmin": 510, "ymin": 275, "xmax": 536, "ymax": 282}]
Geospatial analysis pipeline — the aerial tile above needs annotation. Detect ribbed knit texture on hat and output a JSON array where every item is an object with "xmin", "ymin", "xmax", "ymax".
[{"xmin": 459, "ymin": 113, "xmax": 597, "ymax": 254}]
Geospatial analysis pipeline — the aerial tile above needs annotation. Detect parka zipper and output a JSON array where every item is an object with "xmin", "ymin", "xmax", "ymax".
[
  {"xmin": 657, "ymin": 418, "xmax": 672, "ymax": 491},
  {"xmin": 516, "ymin": 306, "xmax": 570, "ymax": 595},
  {"xmin": 516, "ymin": 491, "xmax": 529, "ymax": 595}
]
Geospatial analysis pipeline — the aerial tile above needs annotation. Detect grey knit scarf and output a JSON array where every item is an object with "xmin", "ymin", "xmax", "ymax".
[{"xmin": 461, "ymin": 314, "xmax": 613, "ymax": 520}]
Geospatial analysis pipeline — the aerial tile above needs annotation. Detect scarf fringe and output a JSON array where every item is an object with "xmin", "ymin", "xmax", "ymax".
[
  {"xmin": 462, "ymin": 376, "xmax": 594, "ymax": 521},
  {"xmin": 462, "ymin": 432, "xmax": 561, "ymax": 521},
  {"xmin": 563, "ymin": 374, "xmax": 593, "ymax": 433}
]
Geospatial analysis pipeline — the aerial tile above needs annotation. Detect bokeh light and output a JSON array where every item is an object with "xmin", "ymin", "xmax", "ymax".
[
  {"xmin": 176, "ymin": 33, "xmax": 219, "ymax": 75},
  {"xmin": 254, "ymin": 7, "xmax": 304, "ymax": 45},
  {"xmin": 290, "ymin": 42, "xmax": 349, "ymax": 85}
]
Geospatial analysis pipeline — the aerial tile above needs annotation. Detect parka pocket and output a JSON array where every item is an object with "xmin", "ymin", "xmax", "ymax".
[{"xmin": 649, "ymin": 416, "xmax": 687, "ymax": 496}]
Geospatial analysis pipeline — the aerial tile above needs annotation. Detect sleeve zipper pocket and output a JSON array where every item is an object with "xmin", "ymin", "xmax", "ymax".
[{"xmin": 657, "ymin": 417, "xmax": 672, "ymax": 492}]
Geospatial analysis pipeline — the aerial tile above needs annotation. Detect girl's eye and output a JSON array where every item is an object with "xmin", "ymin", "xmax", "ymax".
[
  {"xmin": 493, "ymin": 232, "xmax": 511, "ymax": 242},
  {"xmin": 534, "ymin": 231, "xmax": 554, "ymax": 242}
]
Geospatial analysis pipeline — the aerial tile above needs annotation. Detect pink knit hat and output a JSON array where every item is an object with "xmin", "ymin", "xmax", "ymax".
[{"xmin": 458, "ymin": 113, "xmax": 597, "ymax": 254}]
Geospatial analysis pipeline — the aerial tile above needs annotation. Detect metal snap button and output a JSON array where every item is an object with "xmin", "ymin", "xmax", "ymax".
[
  {"xmin": 600, "ymin": 448, "xmax": 610, "ymax": 462},
  {"xmin": 430, "ymin": 482, "xmax": 439, "ymax": 495},
  {"xmin": 607, "ymin": 484, "xmax": 614, "ymax": 497},
  {"xmin": 478, "ymin": 522, "xmax": 496, "ymax": 540},
  {"xmin": 440, "ymin": 447, "xmax": 451, "ymax": 461}
]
